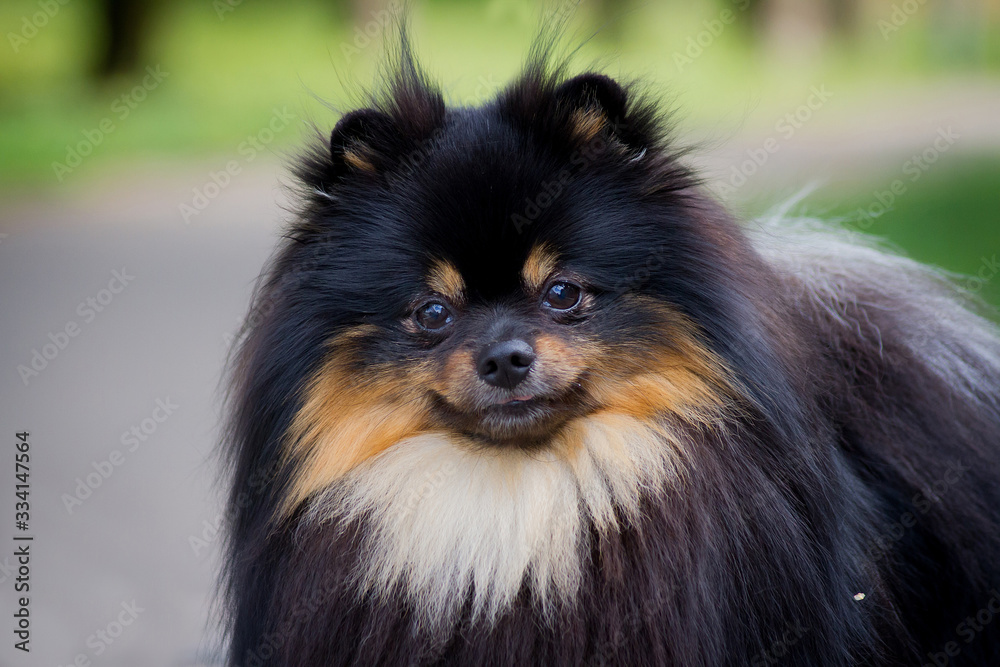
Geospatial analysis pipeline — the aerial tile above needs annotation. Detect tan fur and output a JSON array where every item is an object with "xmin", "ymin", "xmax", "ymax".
[
  {"xmin": 343, "ymin": 146, "xmax": 376, "ymax": 173},
  {"xmin": 282, "ymin": 327, "xmax": 432, "ymax": 514},
  {"xmin": 533, "ymin": 334, "xmax": 599, "ymax": 397},
  {"xmin": 587, "ymin": 342, "xmax": 733, "ymax": 426},
  {"xmin": 430, "ymin": 347, "xmax": 475, "ymax": 405},
  {"xmin": 427, "ymin": 259, "xmax": 466, "ymax": 302},
  {"xmin": 586, "ymin": 300, "xmax": 738, "ymax": 425},
  {"xmin": 570, "ymin": 108, "xmax": 606, "ymax": 143},
  {"xmin": 522, "ymin": 244, "xmax": 560, "ymax": 292}
]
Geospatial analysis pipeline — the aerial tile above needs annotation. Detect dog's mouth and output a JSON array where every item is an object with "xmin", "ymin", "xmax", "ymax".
[
  {"xmin": 431, "ymin": 384, "xmax": 590, "ymax": 446},
  {"xmin": 483, "ymin": 393, "xmax": 553, "ymax": 422},
  {"xmin": 496, "ymin": 394, "xmax": 535, "ymax": 406},
  {"xmin": 477, "ymin": 394, "xmax": 567, "ymax": 442}
]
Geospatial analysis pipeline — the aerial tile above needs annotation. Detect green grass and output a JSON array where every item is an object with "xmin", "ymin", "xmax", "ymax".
[{"xmin": 797, "ymin": 155, "xmax": 1000, "ymax": 309}]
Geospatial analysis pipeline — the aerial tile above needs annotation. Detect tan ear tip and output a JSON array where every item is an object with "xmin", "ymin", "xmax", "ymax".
[
  {"xmin": 570, "ymin": 108, "xmax": 607, "ymax": 143},
  {"xmin": 343, "ymin": 146, "xmax": 377, "ymax": 173}
]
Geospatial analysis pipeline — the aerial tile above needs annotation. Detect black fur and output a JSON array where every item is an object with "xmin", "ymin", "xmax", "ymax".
[{"xmin": 221, "ymin": 40, "xmax": 1000, "ymax": 667}]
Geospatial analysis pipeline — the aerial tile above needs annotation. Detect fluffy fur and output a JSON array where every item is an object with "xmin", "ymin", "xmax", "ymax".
[{"xmin": 221, "ymin": 40, "xmax": 1000, "ymax": 667}]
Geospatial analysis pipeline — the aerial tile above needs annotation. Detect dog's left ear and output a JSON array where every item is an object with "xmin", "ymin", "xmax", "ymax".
[
  {"xmin": 553, "ymin": 73, "xmax": 636, "ymax": 147},
  {"xmin": 328, "ymin": 108, "xmax": 400, "ymax": 179}
]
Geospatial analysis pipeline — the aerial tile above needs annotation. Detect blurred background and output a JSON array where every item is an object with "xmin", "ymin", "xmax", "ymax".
[{"xmin": 0, "ymin": 1, "xmax": 998, "ymax": 665}]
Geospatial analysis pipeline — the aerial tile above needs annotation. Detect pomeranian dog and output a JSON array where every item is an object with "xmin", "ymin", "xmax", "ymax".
[{"xmin": 221, "ymin": 38, "xmax": 1000, "ymax": 667}]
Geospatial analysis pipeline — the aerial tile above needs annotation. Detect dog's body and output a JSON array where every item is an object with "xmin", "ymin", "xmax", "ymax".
[{"xmin": 221, "ymin": 49, "xmax": 1000, "ymax": 666}]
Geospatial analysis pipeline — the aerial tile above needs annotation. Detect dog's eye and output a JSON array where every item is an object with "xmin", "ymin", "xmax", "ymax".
[
  {"xmin": 543, "ymin": 281, "xmax": 582, "ymax": 311},
  {"xmin": 415, "ymin": 301, "xmax": 454, "ymax": 331}
]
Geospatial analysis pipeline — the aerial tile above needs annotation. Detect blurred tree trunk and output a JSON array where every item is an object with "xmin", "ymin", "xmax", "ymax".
[
  {"xmin": 755, "ymin": 0, "xmax": 828, "ymax": 55},
  {"xmin": 829, "ymin": 0, "xmax": 858, "ymax": 34},
  {"xmin": 748, "ymin": 0, "xmax": 865, "ymax": 53},
  {"xmin": 95, "ymin": 0, "xmax": 151, "ymax": 79},
  {"xmin": 351, "ymin": 0, "xmax": 382, "ymax": 21}
]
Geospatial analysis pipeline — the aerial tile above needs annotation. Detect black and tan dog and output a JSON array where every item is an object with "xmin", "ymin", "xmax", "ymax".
[{"xmin": 221, "ymin": 43, "xmax": 1000, "ymax": 666}]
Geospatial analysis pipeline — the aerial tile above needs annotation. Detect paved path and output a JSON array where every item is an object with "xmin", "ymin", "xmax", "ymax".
[{"xmin": 0, "ymin": 163, "xmax": 285, "ymax": 667}]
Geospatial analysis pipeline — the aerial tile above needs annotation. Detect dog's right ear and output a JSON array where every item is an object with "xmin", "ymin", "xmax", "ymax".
[
  {"xmin": 553, "ymin": 73, "xmax": 649, "ymax": 150},
  {"xmin": 327, "ymin": 108, "xmax": 399, "ymax": 180},
  {"xmin": 554, "ymin": 74, "xmax": 629, "ymax": 126}
]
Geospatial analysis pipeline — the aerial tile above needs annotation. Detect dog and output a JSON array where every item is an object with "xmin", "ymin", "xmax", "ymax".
[{"xmin": 220, "ymin": 41, "xmax": 1000, "ymax": 666}]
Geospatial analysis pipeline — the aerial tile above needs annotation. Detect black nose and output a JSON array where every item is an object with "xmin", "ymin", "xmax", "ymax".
[{"xmin": 477, "ymin": 339, "xmax": 536, "ymax": 390}]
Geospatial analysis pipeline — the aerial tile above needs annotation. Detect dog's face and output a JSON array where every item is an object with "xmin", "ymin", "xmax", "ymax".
[
  {"xmin": 404, "ymin": 244, "xmax": 597, "ymax": 443},
  {"xmin": 277, "ymin": 72, "xmax": 740, "ymax": 508}
]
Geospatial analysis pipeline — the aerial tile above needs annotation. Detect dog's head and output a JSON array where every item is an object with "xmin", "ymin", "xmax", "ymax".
[{"xmin": 249, "ymin": 60, "xmax": 761, "ymax": 512}]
